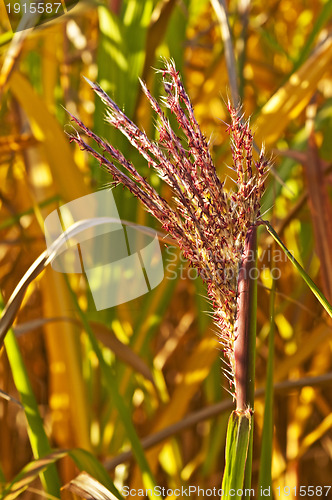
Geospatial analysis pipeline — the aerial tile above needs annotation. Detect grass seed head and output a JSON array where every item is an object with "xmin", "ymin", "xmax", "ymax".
[{"xmin": 68, "ymin": 60, "xmax": 268, "ymax": 391}]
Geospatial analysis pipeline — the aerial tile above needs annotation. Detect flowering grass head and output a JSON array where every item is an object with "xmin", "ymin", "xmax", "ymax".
[{"xmin": 67, "ymin": 61, "xmax": 268, "ymax": 395}]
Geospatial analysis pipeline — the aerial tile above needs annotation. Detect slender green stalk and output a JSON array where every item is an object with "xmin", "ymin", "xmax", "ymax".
[
  {"xmin": 210, "ymin": 0, "xmax": 240, "ymax": 107},
  {"xmin": 264, "ymin": 221, "xmax": 332, "ymax": 317},
  {"xmin": 3, "ymin": 327, "xmax": 61, "ymax": 498},
  {"xmin": 258, "ymin": 277, "xmax": 276, "ymax": 497},
  {"xmin": 62, "ymin": 275, "xmax": 159, "ymax": 499},
  {"xmin": 243, "ymin": 226, "xmax": 258, "ymax": 493},
  {"xmin": 238, "ymin": 0, "xmax": 250, "ymax": 100}
]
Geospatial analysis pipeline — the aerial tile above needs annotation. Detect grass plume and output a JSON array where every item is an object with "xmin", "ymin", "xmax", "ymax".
[{"xmin": 67, "ymin": 60, "xmax": 268, "ymax": 400}]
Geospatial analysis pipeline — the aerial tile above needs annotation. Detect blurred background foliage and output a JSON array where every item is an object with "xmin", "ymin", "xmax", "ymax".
[{"xmin": 0, "ymin": 0, "xmax": 332, "ymax": 498}]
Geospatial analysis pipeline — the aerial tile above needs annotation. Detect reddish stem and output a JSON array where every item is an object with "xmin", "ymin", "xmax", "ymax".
[{"xmin": 234, "ymin": 225, "xmax": 257, "ymax": 411}]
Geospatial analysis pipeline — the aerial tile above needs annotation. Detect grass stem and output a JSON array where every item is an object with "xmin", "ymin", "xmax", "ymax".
[{"xmin": 234, "ymin": 225, "xmax": 257, "ymax": 411}]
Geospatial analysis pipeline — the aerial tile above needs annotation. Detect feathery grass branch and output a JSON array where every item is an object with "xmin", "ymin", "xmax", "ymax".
[{"xmin": 68, "ymin": 61, "xmax": 267, "ymax": 399}]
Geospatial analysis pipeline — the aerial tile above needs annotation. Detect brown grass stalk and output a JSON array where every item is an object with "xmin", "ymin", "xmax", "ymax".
[{"xmin": 234, "ymin": 225, "xmax": 257, "ymax": 411}]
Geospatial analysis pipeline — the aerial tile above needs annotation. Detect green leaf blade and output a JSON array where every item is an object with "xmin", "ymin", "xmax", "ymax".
[
  {"xmin": 222, "ymin": 410, "xmax": 252, "ymax": 499},
  {"xmin": 264, "ymin": 222, "xmax": 332, "ymax": 318}
]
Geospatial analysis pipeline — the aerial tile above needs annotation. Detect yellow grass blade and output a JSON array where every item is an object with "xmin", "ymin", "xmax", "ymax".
[
  {"xmin": 0, "ymin": 1, "xmax": 12, "ymax": 32},
  {"xmin": 254, "ymin": 37, "xmax": 332, "ymax": 146},
  {"xmin": 41, "ymin": 268, "xmax": 92, "ymax": 452},
  {"xmin": 130, "ymin": 332, "xmax": 219, "ymax": 489},
  {"xmin": 8, "ymin": 71, "xmax": 89, "ymax": 202}
]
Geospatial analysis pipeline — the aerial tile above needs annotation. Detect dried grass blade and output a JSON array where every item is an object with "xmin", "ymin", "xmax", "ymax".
[
  {"xmin": 210, "ymin": 0, "xmax": 240, "ymax": 107},
  {"xmin": 63, "ymin": 472, "xmax": 117, "ymax": 500},
  {"xmin": 254, "ymin": 37, "xmax": 332, "ymax": 146},
  {"xmin": 14, "ymin": 317, "xmax": 155, "ymax": 385},
  {"xmin": 104, "ymin": 372, "xmax": 332, "ymax": 470},
  {"xmin": 302, "ymin": 129, "xmax": 332, "ymax": 302}
]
